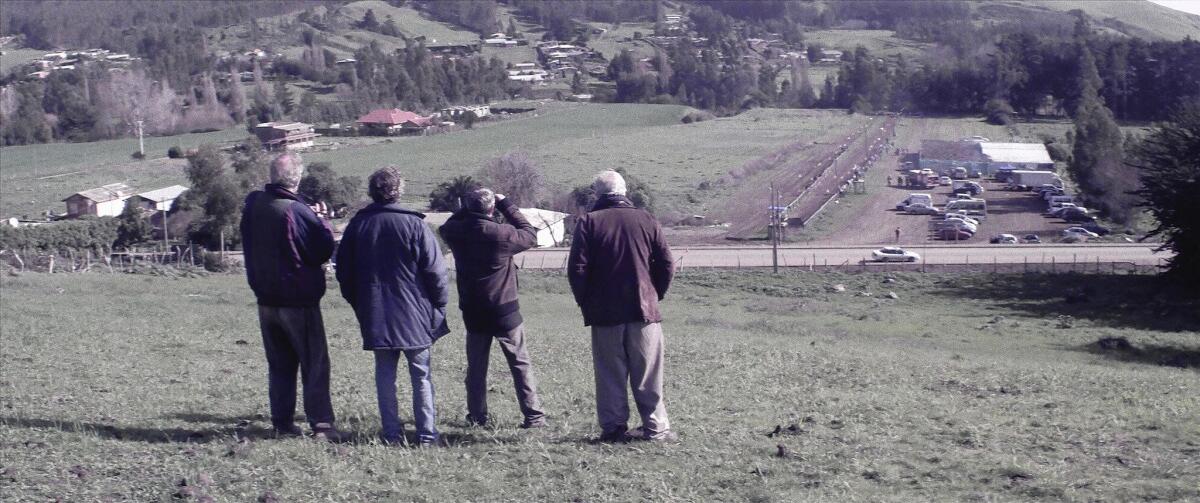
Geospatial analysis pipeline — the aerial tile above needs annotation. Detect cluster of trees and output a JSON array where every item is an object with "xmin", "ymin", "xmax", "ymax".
[
  {"xmin": 0, "ymin": 217, "xmax": 120, "ymax": 254},
  {"xmin": 1132, "ymin": 102, "xmax": 1200, "ymax": 282}
]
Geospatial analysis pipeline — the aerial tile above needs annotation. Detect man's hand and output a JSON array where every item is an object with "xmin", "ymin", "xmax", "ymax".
[
  {"xmin": 494, "ymin": 193, "xmax": 506, "ymax": 201},
  {"xmin": 309, "ymin": 201, "xmax": 329, "ymax": 218}
]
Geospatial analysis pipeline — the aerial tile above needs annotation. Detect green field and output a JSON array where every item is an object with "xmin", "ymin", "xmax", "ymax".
[
  {"xmin": 0, "ymin": 128, "xmax": 247, "ymax": 218},
  {"xmin": 0, "ymin": 48, "xmax": 46, "ymax": 74},
  {"xmin": 804, "ymin": 30, "xmax": 933, "ymax": 62},
  {"xmin": 1, "ymin": 269, "xmax": 1196, "ymax": 501}
]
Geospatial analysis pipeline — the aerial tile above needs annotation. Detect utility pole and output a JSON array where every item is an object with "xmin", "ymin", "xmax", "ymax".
[
  {"xmin": 161, "ymin": 208, "xmax": 169, "ymax": 252},
  {"xmin": 136, "ymin": 120, "xmax": 145, "ymax": 157},
  {"xmin": 770, "ymin": 183, "xmax": 779, "ymax": 274}
]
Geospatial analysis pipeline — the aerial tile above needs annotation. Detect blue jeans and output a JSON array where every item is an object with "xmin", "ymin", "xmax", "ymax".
[{"xmin": 374, "ymin": 348, "xmax": 437, "ymax": 444}]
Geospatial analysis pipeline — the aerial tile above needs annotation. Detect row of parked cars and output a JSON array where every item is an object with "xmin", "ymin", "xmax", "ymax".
[
  {"xmin": 1035, "ymin": 184, "xmax": 1111, "ymax": 241},
  {"xmin": 896, "ymin": 191, "xmax": 989, "ymax": 241}
]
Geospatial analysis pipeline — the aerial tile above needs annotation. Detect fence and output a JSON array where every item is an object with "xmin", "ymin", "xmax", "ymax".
[{"xmin": 1, "ymin": 246, "xmax": 207, "ymax": 274}]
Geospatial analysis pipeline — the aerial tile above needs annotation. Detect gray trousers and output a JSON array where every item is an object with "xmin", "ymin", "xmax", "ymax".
[
  {"xmin": 465, "ymin": 324, "xmax": 545, "ymax": 423},
  {"xmin": 590, "ymin": 322, "xmax": 670, "ymax": 437},
  {"xmin": 257, "ymin": 305, "xmax": 335, "ymax": 430}
]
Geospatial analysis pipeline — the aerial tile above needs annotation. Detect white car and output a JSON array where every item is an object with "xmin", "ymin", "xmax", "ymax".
[
  {"xmin": 905, "ymin": 203, "xmax": 940, "ymax": 215},
  {"xmin": 939, "ymin": 176, "xmax": 952, "ymax": 186},
  {"xmin": 872, "ymin": 247, "xmax": 920, "ymax": 262},
  {"xmin": 989, "ymin": 233, "xmax": 1017, "ymax": 244},
  {"xmin": 1063, "ymin": 227, "xmax": 1100, "ymax": 238},
  {"xmin": 942, "ymin": 213, "xmax": 980, "ymax": 226}
]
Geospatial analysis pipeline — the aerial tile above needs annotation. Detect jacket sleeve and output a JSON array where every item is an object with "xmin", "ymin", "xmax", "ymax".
[
  {"xmin": 239, "ymin": 192, "xmax": 258, "ymax": 256},
  {"xmin": 291, "ymin": 202, "xmax": 335, "ymax": 266},
  {"xmin": 418, "ymin": 222, "xmax": 450, "ymax": 308},
  {"xmin": 334, "ymin": 219, "xmax": 356, "ymax": 305},
  {"xmin": 495, "ymin": 198, "xmax": 538, "ymax": 254},
  {"xmin": 648, "ymin": 219, "xmax": 674, "ymax": 300},
  {"xmin": 567, "ymin": 217, "xmax": 589, "ymax": 306}
]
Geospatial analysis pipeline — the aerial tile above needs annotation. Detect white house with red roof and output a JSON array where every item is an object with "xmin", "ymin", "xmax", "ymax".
[{"xmin": 355, "ymin": 109, "xmax": 435, "ymax": 135}]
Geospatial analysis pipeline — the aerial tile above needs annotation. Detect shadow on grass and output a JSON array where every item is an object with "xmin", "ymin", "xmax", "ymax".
[
  {"xmin": 0, "ymin": 416, "xmax": 276, "ymax": 444},
  {"xmin": 928, "ymin": 274, "xmax": 1200, "ymax": 333},
  {"xmin": 1074, "ymin": 337, "xmax": 1200, "ymax": 369}
]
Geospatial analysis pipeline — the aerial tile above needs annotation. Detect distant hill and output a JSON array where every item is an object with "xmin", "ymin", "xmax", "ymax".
[{"xmin": 989, "ymin": 0, "xmax": 1200, "ymax": 40}]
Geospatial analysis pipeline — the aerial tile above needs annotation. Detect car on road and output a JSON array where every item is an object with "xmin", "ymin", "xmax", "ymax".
[
  {"xmin": 1063, "ymin": 227, "xmax": 1100, "ymax": 239},
  {"xmin": 938, "ymin": 228, "xmax": 974, "ymax": 241},
  {"xmin": 989, "ymin": 233, "xmax": 1018, "ymax": 244},
  {"xmin": 1022, "ymin": 234, "xmax": 1041, "ymax": 243},
  {"xmin": 872, "ymin": 247, "xmax": 920, "ymax": 262},
  {"xmin": 905, "ymin": 203, "xmax": 940, "ymax": 215}
]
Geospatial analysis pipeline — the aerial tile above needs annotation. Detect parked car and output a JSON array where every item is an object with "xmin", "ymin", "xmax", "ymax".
[
  {"xmin": 1022, "ymin": 234, "xmax": 1041, "ymax": 243},
  {"xmin": 1048, "ymin": 204, "xmax": 1079, "ymax": 217},
  {"xmin": 905, "ymin": 203, "xmax": 940, "ymax": 215},
  {"xmin": 989, "ymin": 233, "xmax": 1018, "ymax": 244},
  {"xmin": 942, "ymin": 213, "xmax": 980, "ymax": 226},
  {"xmin": 935, "ymin": 219, "xmax": 978, "ymax": 234},
  {"xmin": 939, "ymin": 176, "xmax": 952, "ymax": 186},
  {"xmin": 872, "ymin": 246, "xmax": 920, "ymax": 262},
  {"xmin": 1063, "ymin": 227, "xmax": 1100, "ymax": 238},
  {"xmin": 1062, "ymin": 208, "xmax": 1096, "ymax": 223},
  {"xmin": 1081, "ymin": 223, "xmax": 1111, "ymax": 236},
  {"xmin": 938, "ymin": 228, "xmax": 974, "ymax": 241}
]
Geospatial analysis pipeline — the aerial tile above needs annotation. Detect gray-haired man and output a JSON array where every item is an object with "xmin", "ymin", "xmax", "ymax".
[
  {"xmin": 568, "ymin": 170, "xmax": 676, "ymax": 442},
  {"xmin": 240, "ymin": 153, "xmax": 343, "ymax": 440},
  {"xmin": 439, "ymin": 189, "xmax": 546, "ymax": 428}
]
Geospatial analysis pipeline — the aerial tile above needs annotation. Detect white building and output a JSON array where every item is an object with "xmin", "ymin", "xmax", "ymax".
[
  {"xmin": 130, "ymin": 185, "xmax": 189, "ymax": 212},
  {"xmin": 63, "ymin": 183, "xmax": 136, "ymax": 218}
]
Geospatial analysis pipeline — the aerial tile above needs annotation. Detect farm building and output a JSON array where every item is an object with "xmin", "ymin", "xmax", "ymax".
[
  {"xmin": 356, "ymin": 109, "xmax": 434, "ymax": 135},
  {"xmin": 918, "ymin": 140, "xmax": 1053, "ymax": 175},
  {"xmin": 63, "ymin": 183, "xmax": 136, "ymax": 218},
  {"xmin": 130, "ymin": 185, "xmax": 189, "ymax": 212},
  {"xmin": 440, "ymin": 105, "xmax": 491, "ymax": 120},
  {"xmin": 253, "ymin": 122, "xmax": 320, "ymax": 150}
]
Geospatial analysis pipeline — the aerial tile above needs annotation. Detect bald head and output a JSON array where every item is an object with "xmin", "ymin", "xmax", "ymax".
[{"xmin": 270, "ymin": 153, "xmax": 304, "ymax": 190}]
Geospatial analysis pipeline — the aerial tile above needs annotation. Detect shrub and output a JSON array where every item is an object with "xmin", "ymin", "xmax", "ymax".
[
  {"xmin": 131, "ymin": 151, "xmax": 146, "ymax": 160},
  {"xmin": 985, "ymin": 98, "xmax": 1015, "ymax": 126},
  {"xmin": 202, "ymin": 251, "xmax": 228, "ymax": 272},
  {"xmin": 167, "ymin": 146, "xmax": 183, "ymax": 158}
]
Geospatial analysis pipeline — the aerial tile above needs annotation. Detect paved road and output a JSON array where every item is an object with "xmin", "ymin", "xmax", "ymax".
[{"xmin": 488, "ymin": 244, "xmax": 1170, "ymax": 270}]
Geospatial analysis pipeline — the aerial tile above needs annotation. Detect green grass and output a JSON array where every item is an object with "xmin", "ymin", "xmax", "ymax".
[
  {"xmin": 1022, "ymin": 0, "xmax": 1200, "ymax": 41},
  {"xmin": 0, "ymin": 128, "xmax": 248, "ymax": 218},
  {"xmin": 300, "ymin": 104, "xmax": 864, "ymax": 217},
  {"xmin": 1, "ymin": 270, "xmax": 1196, "ymax": 501},
  {"xmin": 585, "ymin": 22, "xmax": 661, "ymax": 60},
  {"xmin": 804, "ymin": 30, "xmax": 933, "ymax": 62},
  {"xmin": 0, "ymin": 48, "xmax": 46, "ymax": 74}
]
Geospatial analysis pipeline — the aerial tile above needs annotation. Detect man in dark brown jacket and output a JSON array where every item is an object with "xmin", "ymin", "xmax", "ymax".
[
  {"xmin": 568, "ymin": 170, "xmax": 675, "ymax": 442},
  {"xmin": 439, "ymin": 188, "xmax": 546, "ymax": 428}
]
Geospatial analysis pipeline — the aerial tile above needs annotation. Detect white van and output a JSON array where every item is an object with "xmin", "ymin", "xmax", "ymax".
[
  {"xmin": 896, "ymin": 193, "xmax": 933, "ymax": 211},
  {"xmin": 944, "ymin": 199, "xmax": 988, "ymax": 220}
]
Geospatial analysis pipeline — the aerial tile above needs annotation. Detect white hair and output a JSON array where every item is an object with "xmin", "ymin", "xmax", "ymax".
[
  {"xmin": 464, "ymin": 188, "xmax": 496, "ymax": 214},
  {"xmin": 270, "ymin": 153, "xmax": 304, "ymax": 190},
  {"xmin": 592, "ymin": 170, "xmax": 627, "ymax": 196}
]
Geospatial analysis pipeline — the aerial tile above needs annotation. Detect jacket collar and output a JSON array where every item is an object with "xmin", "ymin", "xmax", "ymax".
[
  {"xmin": 591, "ymin": 194, "xmax": 635, "ymax": 212},
  {"xmin": 359, "ymin": 202, "xmax": 426, "ymax": 218},
  {"xmin": 266, "ymin": 183, "xmax": 307, "ymax": 203}
]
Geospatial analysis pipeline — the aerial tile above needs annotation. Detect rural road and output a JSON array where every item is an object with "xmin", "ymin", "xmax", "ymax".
[{"xmin": 487, "ymin": 244, "xmax": 1170, "ymax": 270}]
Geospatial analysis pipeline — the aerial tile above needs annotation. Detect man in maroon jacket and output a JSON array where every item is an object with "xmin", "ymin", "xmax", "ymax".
[
  {"xmin": 439, "ymin": 188, "xmax": 546, "ymax": 429},
  {"xmin": 568, "ymin": 170, "xmax": 676, "ymax": 442}
]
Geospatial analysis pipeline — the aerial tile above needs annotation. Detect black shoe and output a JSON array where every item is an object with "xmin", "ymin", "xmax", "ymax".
[
  {"xmin": 595, "ymin": 427, "xmax": 628, "ymax": 443},
  {"xmin": 520, "ymin": 417, "xmax": 547, "ymax": 429},
  {"xmin": 464, "ymin": 414, "xmax": 489, "ymax": 427},
  {"xmin": 311, "ymin": 423, "xmax": 350, "ymax": 443},
  {"xmin": 626, "ymin": 427, "xmax": 679, "ymax": 443},
  {"xmin": 272, "ymin": 424, "xmax": 304, "ymax": 438}
]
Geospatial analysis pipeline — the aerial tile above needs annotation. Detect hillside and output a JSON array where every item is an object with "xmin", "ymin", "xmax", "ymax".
[{"xmin": 1021, "ymin": 0, "xmax": 1200, "ymax": 41}]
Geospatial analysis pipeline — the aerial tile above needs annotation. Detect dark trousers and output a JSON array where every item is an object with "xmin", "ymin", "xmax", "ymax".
[
  {"xmin": 465, "ymin": 323, "xmax": 545, "ymax": 423},
  {"xmin": 257, "ymin": 305, "xmax": 335, "ymax": 430}
]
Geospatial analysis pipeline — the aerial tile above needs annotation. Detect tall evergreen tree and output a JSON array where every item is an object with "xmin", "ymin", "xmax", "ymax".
[{"xmin": 1131, "ymin": 100, "xmax": 1200, "ymax": 281}]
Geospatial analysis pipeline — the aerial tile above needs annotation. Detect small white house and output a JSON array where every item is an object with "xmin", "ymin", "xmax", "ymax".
[
  {"xmin": 131, "ymin": 185, "xmax": 189, "ymax": 212},
  {"xmin": 63, "ymin": 183, "xmax": 136, "ymax": 218},
  {"xmin": 517, "ymin": 208, "xmax": 568, "ymax": 247}
]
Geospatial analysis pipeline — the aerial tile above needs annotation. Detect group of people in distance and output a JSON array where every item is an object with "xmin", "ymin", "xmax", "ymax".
[{"xmin": 240, "ymin": 153, "xmax": 677, "ymax": 446}]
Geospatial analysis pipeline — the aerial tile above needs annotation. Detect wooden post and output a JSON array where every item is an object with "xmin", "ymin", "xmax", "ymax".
[
  {"xmin": 220, "ymin": 231, "xmax": 226, "ymax": 265},
  {"xmin": 48, "ymin": 254, "xmax": 55, "ymax": 274},
  {"xmin": 12, "ymin": 251, "xmax": 24, "ymax": 272}
]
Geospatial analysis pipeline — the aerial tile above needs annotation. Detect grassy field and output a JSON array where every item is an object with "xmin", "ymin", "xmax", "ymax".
[
  {"xmin": 0, "ymin": 48, "xmax": 46, "ymax": 74},
  {"xmin": 1, "ymin": 269, "xmax": 1196, "ymax": 501},
  {"xmin": 0, "ymin": 128, "xmax": 247, "ymax": 218},
  {"xmin": 804, "ymin": 30, "xmax": 933, "ymax": 62}
]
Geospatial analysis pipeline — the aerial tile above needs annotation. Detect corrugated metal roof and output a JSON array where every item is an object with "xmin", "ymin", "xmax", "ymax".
[
  {"xmin": 134, "ymin": 185, "xmax": 189, "ymax": 203},
  {"xmin": 919, "ymin": 140, "xmax": 987, "ymax": 163},
  {"xmin": 980, "ymin": 143, "xmax": 1053, "ymax": 164},
  {"xmin": 65, "ymin": 182, "xmax": 135, "ymax": 203}
]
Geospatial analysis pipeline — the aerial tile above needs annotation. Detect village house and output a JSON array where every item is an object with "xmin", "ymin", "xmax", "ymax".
[
  {"xmin": 129, "ymin": 185, "xmax": 189, "ymax": 213},
  {"xmin": 63, "ymin": 183, "xmax": 136, "ymax": 218},
  {"xmin": 253, "ymin": 122, "xmax": 320, "ymax": 150},
  {"xmin": 355, "ymin": 109, "xmax": 435, "ymax": 135},
  {"xmin": 484, "ymin": 33, "xmax": 519, "ymax": 47}
]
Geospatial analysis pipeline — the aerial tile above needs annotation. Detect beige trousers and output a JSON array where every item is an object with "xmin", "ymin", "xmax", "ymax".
[{"xmin": 590, "ymin": 322, "xmax": 670, "ymax": 438}]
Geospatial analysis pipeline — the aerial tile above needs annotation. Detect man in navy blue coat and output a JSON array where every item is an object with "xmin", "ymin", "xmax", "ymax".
[
  {"xmin": 240, "ymin": 153, "xmax": 342, "ymax": 440},
  {"xmin": 336, "ymin": 167, "xmax": 450, "ymax": 446}
]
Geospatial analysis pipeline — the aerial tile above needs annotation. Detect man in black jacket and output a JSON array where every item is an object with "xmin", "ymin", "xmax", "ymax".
[
  {"xmin": 240, "ymin": 153, "xmax": 342, "ymax": 440},
  {"xmin": 439, "ymin": 188, "xmax": 546, "ymax": 428}
]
